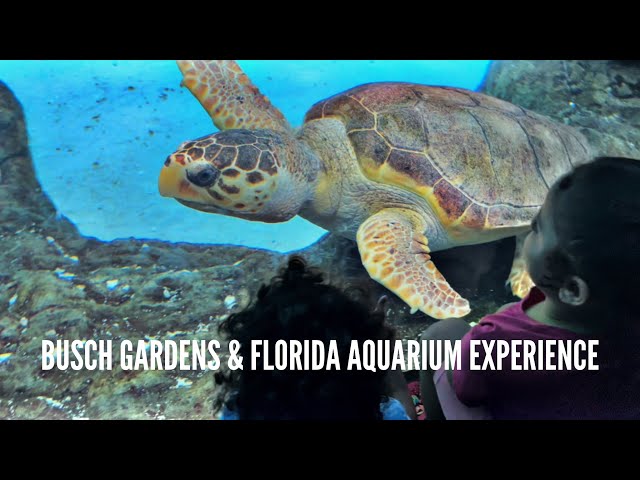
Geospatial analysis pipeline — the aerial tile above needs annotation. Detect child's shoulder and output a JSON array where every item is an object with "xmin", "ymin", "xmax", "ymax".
[
  {"xmin": 470, "ymin": 287, "xmax": 541, "ymax": 338},
  {"xmin": 472, "ymin": 294, "xmax": 534, "ymax": 334},
  {"xmin": 469, "ymin": 287, "xmax": 577, "ymax": 342}
]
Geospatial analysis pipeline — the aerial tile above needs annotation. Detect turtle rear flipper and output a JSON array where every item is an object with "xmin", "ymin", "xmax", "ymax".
[
  {"xmin": 507, "ymin": 233, "xmax": 536, "ymax": 298},
  {"xmin": 177, "ymin": 60, "xmax": 292, "ymax": 133},
  {"xmin": 357, "ymin": 208, "xmax": 471, "ymax": 319}
]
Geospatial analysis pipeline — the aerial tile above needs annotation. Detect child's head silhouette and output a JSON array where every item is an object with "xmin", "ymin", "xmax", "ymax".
[
  {"xmin": 523, "ymin": 156, "xmax": 640, "ymax": 330},
  {"xmin": 214, "ymin": 255, "xmax": 396, "ymax": 420}
]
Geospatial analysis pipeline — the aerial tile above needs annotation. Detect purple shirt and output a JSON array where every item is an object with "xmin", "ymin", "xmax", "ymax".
[{"xmin": 453, "ymin": 288, "xmax": 640, "ymax": 419}]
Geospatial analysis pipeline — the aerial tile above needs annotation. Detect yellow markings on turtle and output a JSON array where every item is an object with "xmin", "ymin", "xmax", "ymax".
[
  {"xmin": 355, "ymin": 134, "xmax": 528, "ymax": 241},
  {"xmin": 363, "ymin": 232, "xmax": 376, "ymax": 242},
  {"xmin": 399, "ymin": 285, "xmax": 416, "ymax": 299},
  {"xmin": 203, "ymin": 97, "xmax": 216, "ymax": 112},
  {"xmin": 484, "ymin": 207, "xmax": 492, "ymax": 228},
  {"xmin": 313, "ymin": 172, "xmax": 336, "ymax": 215},
  {"xmin": 374, "ymin": 161, "xmax": 430, "ymax": 195},
  {"xmin": 431, "ymin": 177, "xmax": 444, "ymax": 188},
  {"xmin": 422, "ymin": 188, "xmax": 455, "ymax": 228},
  {"xmin": 193, "ymin": 82, "xmax": 208, "ymax": 98},
  {"xmin": 507, "ymin": 257, "xmax": 535, "ymax": 298},
  {"xmin": 182, "ymin": 77, "xmax": 198, "ymax": 91},
  {"xmin": 226, "ymin": 62, "xmax": 243, "ymax": 74},
  {"xmin": 451, "ymin": 202, "xmax": 475, "ymax": 226},
  {"xmin": 388, "ymin": 275, "xmax": 404, "ymax": 291},
  {"xmin": 177, "ymin": 60, "xmax": 291, "ymax": 133},
  {"xmin": 372, "ymin": 253, "xmax": 385, "ymax": 263},
  {"xmin": 360, "ymin": 154, "xmax": 469, "ymax": 235},
  {"xmin": 347, "ymin": 128, "xmax": 376, "ymax": 135},
  {"xmin": 459, "ymin": 202, "xmax": 489, "ymax": 230},
  {"xmin": 380, "ymin": 266, "xmax": 393, "ymax": 279},
  {"xmin": 454, "ymin": 297, "xmax": 468, "ymax": 307},
  {"xmin": 357, "ymin": 208, "xmax": 472, "ymax": 319}
]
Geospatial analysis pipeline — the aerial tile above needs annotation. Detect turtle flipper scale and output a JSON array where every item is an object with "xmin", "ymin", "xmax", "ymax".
[
  {"xmin": 507, "ymin": 233, "xmax": 535, "ymax": 298},
  {"xmin": 357, "ymin": 208, "xmax": 471, "ymax": 319},
  {"xmin": 177, "ymin": 60, "xmax": 291, "ymax": 132}
]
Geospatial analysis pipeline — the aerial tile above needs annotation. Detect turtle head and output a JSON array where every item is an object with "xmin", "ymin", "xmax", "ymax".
[{"xmin": 159, "ymin": 129, "xmax": 318, "ymax": 223}]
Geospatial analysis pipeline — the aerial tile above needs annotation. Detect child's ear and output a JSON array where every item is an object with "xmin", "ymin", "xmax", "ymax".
[{"xmin": 558, "ymin": 276, "xmax": 590, "ymax": 306}]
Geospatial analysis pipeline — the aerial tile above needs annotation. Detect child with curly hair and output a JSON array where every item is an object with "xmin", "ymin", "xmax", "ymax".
[
  {"xmin": 419, "ymin": 156, "xmax": 640, "ymax": 420},
  {"xmin": 214, "ymin": 256, "xmax": 415, "ymax": 420}
]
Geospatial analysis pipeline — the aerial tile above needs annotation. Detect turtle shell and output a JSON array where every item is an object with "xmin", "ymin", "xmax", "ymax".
[{"xmin": 304, "ymin": 83, "xmax": 592, "ymax": 231}]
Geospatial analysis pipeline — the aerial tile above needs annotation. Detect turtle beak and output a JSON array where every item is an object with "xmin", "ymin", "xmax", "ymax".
[{"xmin": 159, "ymin": 158, "xmax": 195, "ymax": 199}]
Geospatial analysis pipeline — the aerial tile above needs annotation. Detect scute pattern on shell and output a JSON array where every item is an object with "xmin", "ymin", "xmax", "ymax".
[{"xmin": 304, "ymin": 83, "xmax": 592, "ymax": 228}]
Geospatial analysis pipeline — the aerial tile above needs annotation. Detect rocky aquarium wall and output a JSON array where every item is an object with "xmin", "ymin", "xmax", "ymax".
[{"xmin": 0, "ymin": 60, "xmax": 638, "ymax": 419}]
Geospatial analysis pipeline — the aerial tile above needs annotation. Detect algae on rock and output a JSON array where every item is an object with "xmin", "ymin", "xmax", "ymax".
[{"xmin": 481, "ymin": 60, "xmax": 640, "ymax": 159}]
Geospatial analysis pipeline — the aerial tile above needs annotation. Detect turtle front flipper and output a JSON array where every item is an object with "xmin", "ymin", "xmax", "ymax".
[
  {"xmin": 507, "ymin": 233, "xmax": 535, "ymax": 298},
  {"xmin": 177, "ymin": 60, "xmax": 292, "ymax": 133},
  {"xmin": 357, "ymin": 208, "xmax": 470, "ymax": 320}
]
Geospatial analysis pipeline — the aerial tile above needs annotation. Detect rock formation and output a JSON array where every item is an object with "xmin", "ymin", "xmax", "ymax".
[{"xmin": 481, "ymin": 60, "xmax": 640, "ymax": 160}]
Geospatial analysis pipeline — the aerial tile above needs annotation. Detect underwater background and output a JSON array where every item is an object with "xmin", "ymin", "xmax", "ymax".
[
  {"xmin": 0, "ymin": 60, "xmax": 490, "ymax": 251},
  {"xmin": 0, "ymin": 60, "xmax": 638, "ymax": 419}
]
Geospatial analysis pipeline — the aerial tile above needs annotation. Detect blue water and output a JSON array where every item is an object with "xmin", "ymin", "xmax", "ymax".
[{"xmin": 0, "ymin": 60, "xmax": 491, "ymax": 252}]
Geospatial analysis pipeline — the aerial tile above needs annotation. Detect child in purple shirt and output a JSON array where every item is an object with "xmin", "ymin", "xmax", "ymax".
[{"xmin": 419, "ymin": 156, "xmax": 640, "ymax": 420}]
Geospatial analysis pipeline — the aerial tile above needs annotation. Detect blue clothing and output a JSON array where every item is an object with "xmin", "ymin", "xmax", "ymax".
[
  {"xmin": 380, "ymin": 397, "xmax": 412, "ymax": 420},
  {"xmin": 221, "ymin": 397, "xmax": 411, "ymax": 420}
]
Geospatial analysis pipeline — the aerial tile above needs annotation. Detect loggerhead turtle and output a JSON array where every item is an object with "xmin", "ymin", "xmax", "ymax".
[{"xmin": 158, "ymin": 60, "xmax": 593, "ymax": 320}]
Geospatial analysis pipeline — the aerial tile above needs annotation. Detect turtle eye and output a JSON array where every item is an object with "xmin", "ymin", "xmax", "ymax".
[{"xmin": 187, "ymin": 165, "xmax": 219, "ymax": 187}]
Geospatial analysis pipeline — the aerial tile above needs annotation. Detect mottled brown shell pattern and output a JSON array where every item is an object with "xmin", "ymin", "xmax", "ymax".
[{"xmin": 305, "ymin": 83, "xmax": 591, "ymax": 232}]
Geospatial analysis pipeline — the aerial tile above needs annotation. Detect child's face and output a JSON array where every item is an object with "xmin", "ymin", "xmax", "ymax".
[{"xmin": 522, "ymin": 190, "xmax": 560, "ymax": 293}]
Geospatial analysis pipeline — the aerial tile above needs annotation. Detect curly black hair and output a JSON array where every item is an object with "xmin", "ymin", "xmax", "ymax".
[{"xmin": 213, "ymin": 255, "xmax": 396, "ymax": 420}]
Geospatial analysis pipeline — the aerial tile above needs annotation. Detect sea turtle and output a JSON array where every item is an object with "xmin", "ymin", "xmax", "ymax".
[{"xmin": 158, "ymin": 60, "xmax": 593, "ymax": 320}]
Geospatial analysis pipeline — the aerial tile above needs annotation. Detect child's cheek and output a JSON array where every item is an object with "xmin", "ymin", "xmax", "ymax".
[
  {"xmin": 523, "ymin": 234, "xmax": 541, "ymax": 282},
  {"xmin": 522, "ymin": 233, "xmax": 534, "ymax": 263}
]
